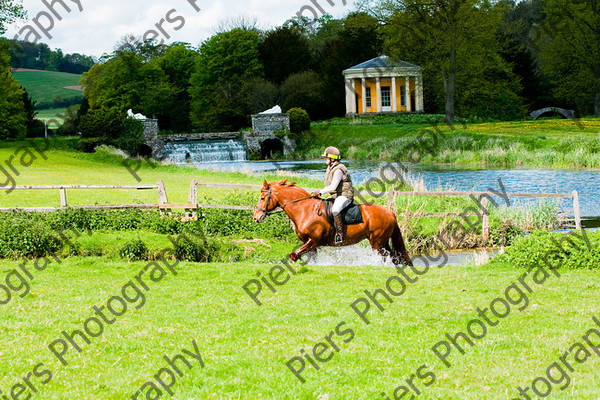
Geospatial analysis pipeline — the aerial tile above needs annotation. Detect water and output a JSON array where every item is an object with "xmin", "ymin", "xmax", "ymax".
[
  {"xmin": 306, "ymin": 244, "xmax": 498, "ymax": 267},
  {"xmin": 162, "ymin": 140, "xmax": 247, "ymax": 164},
  {"xmin": 188, "ymin": 159, "xmax": 600, "ymax": 217}
]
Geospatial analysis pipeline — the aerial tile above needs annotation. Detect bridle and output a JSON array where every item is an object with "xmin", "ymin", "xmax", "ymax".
[{"xmin": 255, "ymin": 187, "xmax": 317, "ymax": 217}]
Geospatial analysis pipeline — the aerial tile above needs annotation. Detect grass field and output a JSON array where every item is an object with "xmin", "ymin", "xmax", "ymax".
[
  {"xmin": 296, "ymin": 116, "xmax": 600, "ymax": 169},
  {"xmin": 35, "ymin": 108, "xmax": 69, "ymax": 123},
  {"xmin": 2, "ymin": 257, "xmax": 600, "ymax": 399},
  {"xmin": 12, "ymin": 69, "xmax": 83, "ymax": 104},
  {"xmin": 0, "ymin": 139, "xmax": 558, "ymax": 251},
  {"xmin": 0, "ymin": 138, "xmax": 598, "ymax": 398}
]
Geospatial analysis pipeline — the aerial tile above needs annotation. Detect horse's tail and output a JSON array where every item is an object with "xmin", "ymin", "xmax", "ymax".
[{"xmin": 390, "ymin": 222, "xmax": 413, "ymax": 266}]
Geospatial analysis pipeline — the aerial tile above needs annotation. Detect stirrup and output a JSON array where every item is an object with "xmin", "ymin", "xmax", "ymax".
[{"xmin": 335, "ymin": 232, "xmax": 343, "ymax": 244}]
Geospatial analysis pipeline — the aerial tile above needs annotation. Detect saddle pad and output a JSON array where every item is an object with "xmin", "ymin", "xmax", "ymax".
[
  {"xmin": 342, "ymin": 203, "xmax": 364, "ymax": 225},
  {"xmin": 325, "ymin": 200, "xmax": 364, "ymax": 225}
]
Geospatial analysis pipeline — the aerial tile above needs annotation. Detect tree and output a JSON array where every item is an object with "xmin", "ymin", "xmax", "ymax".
[
  {"xmin": 151, "ymin": 43, "xmax": 199, "ymax": 131},
  {"xmin": 496, "ymin": 0, "xmax": 555, "ymax": 111},
  {"xmin": 536, "ymin": 0, "xmax": 600, "ymax": 115},
  {"xmin": 0, "ymin": 0, "xmax": 26, "ymax": 35},
  {"xmin": 189, "ymin": 28, "xmax": 263, "ymax": 131},
  {"xmin": 241, "ymin": 78, "xmax": 280, "ymax": 114},
  {"xmin": 260, "ymin": 27, "xmax": 311, "ymax": 84},
  {"xmin": 280, "ymin": 71, "xmax": 327, "ymax": 120},
  {"xmin": 380, "ymin": 0, "xmax": 522, "ymax": 121},
  {"xmin": 315, "ymin": 12, "xmax": 383, "ymax": 118},
  {"xmin": 0, "ymin": 39, "xmax": 26, "ymax": 139}
]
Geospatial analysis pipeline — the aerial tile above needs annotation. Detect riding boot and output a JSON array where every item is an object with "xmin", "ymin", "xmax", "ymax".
[{"xmin": 334, "ymin": 213, "xmax": 344, "ymax": 244}]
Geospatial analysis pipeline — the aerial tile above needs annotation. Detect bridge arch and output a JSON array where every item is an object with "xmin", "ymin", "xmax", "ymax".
[{"xmin": 531, "ymin": 107, "xmax": 575, "ymax": 120}]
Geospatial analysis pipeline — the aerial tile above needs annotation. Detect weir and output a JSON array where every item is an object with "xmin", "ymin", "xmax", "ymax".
[{"xmin": 154, "ymin": 133, "xmax": 248, "ymax": 164}]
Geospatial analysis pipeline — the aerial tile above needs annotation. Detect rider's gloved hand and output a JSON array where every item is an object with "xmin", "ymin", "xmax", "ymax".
[{"xmin": 311, "ymin": 191, "xmax": 321, "ymax": 197}]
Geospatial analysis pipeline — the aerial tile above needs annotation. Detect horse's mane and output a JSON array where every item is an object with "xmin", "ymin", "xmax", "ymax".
[{"xmin": 268, "ymin": 179, "xmax": 309, "ymax": 195}]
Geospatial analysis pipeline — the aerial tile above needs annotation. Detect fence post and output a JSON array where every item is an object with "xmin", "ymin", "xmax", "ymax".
[
  {"xmin": 387, "ymin": 188, "xmax": 396, "ymax": 212},
  {"xmin": 481, "ymin": 196, "xmax": 490, "ymax": 244},
  {"xmin": 187, "ymin": 179, "xmax": 198, "ymax": 219},
  {"xmin": 157, "ymin": 180, "xmax": 170, "ymax": 215},
  {"xmin": 572, "ymin": 190, "xmax": 582, "ymax": 230},
  {"xmin": 59, "ymin": 187, "xmax": 68, "ymax": 207}
]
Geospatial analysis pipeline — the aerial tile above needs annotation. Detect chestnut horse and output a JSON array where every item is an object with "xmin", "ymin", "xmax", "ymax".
[{"xmin": 253, "ymin": 180, "xmax": 412, "ymax": 265}]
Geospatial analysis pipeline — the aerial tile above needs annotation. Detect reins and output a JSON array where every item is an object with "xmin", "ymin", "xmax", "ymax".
[{"xmin": 255, "ymin": 187, "xmax": 316, "ymax": 217}]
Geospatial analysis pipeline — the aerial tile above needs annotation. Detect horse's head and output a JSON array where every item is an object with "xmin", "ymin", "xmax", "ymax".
[
  {"xmin": 253, "ymin": 179, "xmax": 296, "ymax": 223},
  {"xmin": 253, "ymin": 180, "xmax": 276, "ymax": 223}
]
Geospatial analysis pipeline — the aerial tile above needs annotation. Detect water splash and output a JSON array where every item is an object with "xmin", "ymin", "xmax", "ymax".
[{"xmin": 306, "ymin": 244, "xmax": 497, "ymax": 267}]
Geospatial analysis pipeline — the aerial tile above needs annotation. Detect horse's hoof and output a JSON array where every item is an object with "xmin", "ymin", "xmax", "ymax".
[{"xmin": 289, "ymin": 252, "xmax": 299, "ymax": 261}]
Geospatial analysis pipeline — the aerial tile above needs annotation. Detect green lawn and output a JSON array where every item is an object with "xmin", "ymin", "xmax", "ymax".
[
  {"xmin": 12, "ymin": 70, "xmax": 83, "ymax": 105},
  {"xmin": 0, "ymin": 139, "xmax": 323, "ymax": 208},
  {"xmin": 297, "ymin": 117, "xmax": 600, "ymax": 168},
  {"xmin": 0, "ymin": 137, "xmax": 598, "ymax": 398},
  {"xmin": 1, "ymin": 257, "xmax": 599, "ymax": 399}
]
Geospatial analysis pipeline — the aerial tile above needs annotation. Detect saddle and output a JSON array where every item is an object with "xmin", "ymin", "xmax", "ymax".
[{"xmin": 322, "ymin": 199, "xmax": 364, "ymax": 225}]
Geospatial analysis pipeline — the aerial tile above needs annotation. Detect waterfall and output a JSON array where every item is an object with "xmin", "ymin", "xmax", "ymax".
[{"xmin": 162, "ymin": 139, "xmax": 248, "ymax": 164}]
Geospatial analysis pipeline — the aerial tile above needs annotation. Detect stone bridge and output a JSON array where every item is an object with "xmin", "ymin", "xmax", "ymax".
[{"xmin": 531, "ymin": 107, "xmax": 575, "ymax": 120}]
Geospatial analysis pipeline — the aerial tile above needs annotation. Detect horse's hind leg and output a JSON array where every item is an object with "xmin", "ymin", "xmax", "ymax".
[{"xmin": 370, "ymin": 237, "xmax": 392, "ymax": 264}]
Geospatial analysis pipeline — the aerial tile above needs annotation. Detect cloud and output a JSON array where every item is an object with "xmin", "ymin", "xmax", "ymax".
[{"xmin": 3, "ymin": 0, "xmax": 352, "ymax": 57}]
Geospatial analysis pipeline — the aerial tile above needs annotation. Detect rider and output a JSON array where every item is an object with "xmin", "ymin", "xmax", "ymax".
[{"xmin": 312, "ymin": 146, "xmax": 354, "ymax": 244}]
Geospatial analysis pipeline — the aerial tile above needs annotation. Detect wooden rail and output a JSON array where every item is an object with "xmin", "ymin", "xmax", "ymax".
[
  {"xmin": 189, "ymin": 181, "xmax": 583, "ymax": 240},
  {"xmin": 1, "ymin": 181, "xmax": 582, "ymax": 237},
  {"xmin": 1, "ymin": 182, "xmax": 163, "ymax": 212}
]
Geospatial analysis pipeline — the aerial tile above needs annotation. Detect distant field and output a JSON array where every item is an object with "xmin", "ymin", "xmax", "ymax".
[
  {"xmin": 35, "ymin": 108, "xmax": 69, "ymax": 123},
  {"xmin": 12, "ymin": 69, "xmax": 83, "ymax": 106}
]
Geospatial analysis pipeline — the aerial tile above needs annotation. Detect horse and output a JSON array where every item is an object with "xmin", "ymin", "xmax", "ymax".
[{"xmin": 253, "ymin": 180, "xmax": 412, "ymax": 266}]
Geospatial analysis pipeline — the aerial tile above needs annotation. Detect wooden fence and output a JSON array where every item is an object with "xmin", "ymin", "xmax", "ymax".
[
  {"xmin": 1, "ymin": 180, "xmax": 582, "ymax": 240},
  {"xmin": 187, "ymin": 181, "xmax": 583, "ymax": 239}
]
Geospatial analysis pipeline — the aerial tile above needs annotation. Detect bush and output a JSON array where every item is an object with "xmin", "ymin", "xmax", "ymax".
[
  {"xmin": 76, "ymin": 137, "xmax": 109, "ymax": 153},
  {"xmin": 0, "ymin": 218, "xmax": 62, "ymax": 258},
  {"xmin": 287, "ymin": 107, "xmax": 310, "ymax": 134},
  {"xmin": 495, "ymin": 230, "xmax": 599, "ymax": 269},
  {"xmin": 119, "ymin": 239, "xmax": 149, "ymax": 261},
  {"xmin": 173, "ymin": 235, "xmax": 213, "ymax": 262},
  {"xmin": 116, "ymin": 117, "xmax": 145, "ymax": 156},
  {"xmin": 79, "ymin": 107, "xmax": 124, "ymax": 139}
]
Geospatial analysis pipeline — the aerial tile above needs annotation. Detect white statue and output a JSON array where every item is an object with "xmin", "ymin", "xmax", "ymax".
[
  {"xmin": 127, "ymin": 109, "xmax": 148, "ymax": 120},
  {"xmin": 259, "ymin": 105, "xmax": 282, "ymax": 114}
]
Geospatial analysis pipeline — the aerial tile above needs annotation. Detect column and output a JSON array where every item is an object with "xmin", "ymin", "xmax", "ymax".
[
  {"xmin": 405, "ymin": 76, "xmax": 412, "ymax": 112},
  {"xmin": 345, "ymin": 79, "xmax": 354, "ymax": 115},
  {"xmin": 351, "ymin": 79, "xmax": 357, "ymax": 113},
  {"xmin": 416, "ymin": 75, "xmax": 424, "ymax": 112},
  {"xmin": 376, "ymin": 77, "xmax": 382, "ymax": 113},
  {"xmin": 391, "ymin": 76, "xmax": 397, "ymax": 112},
  {"xmin": 361, "ymin": 78, "xmax": 367, "ymax": 114}
]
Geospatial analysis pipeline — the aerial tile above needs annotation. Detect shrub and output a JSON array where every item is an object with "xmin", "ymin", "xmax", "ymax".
[
  {"xmin": 79, "ymin": 107, "xmax": 124, "ymax": 139},
  {"xmin": 495, "ymin": 230, "xmax": 599, "ymax": 269},
  {"xmin": 116, "ymin": 117, "xmax": 145, "ymax": 156},
  {"xmin": 119, "ymin": 239, "xmax": 149, "ymax": 261},
  {"xmin": 287, "ymin": 107, "xmax": 310, "ymax": 134},
  {"xmin": 173, "ymin": 235, "xmax": 212, "ymax": 262},
  {"xmin": 0, "ymin": 218, "xmax": 62, "ymax": 258},
  {"xmin": 76, "ymin": 137, "xmax": 109, "ymax": 153}
]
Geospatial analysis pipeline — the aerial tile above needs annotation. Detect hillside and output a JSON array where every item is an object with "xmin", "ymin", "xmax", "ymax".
[{"xmin": 12, "ymin": 69, "xmax": 83, "ymax": 108}]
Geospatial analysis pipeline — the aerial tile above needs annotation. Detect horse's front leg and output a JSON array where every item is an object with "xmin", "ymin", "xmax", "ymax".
[{"xmin": 290, "ymin": 238, "xmax": 319, "ymax": 262}]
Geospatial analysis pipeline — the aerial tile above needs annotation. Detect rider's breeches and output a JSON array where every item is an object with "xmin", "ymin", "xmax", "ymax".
[{"xmin": 332, "ymin": 196, "xmax": 351, "ymax": 216}]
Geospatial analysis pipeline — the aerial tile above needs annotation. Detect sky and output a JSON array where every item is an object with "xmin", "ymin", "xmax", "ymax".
[{"xmin": 3, "ymin": 0, "xmax": 353, "ymax": 57}]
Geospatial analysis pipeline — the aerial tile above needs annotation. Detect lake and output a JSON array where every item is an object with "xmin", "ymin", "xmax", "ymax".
[{"xmin": 188, "ymin": 159, "xmax": 600, "ymax": 218}]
